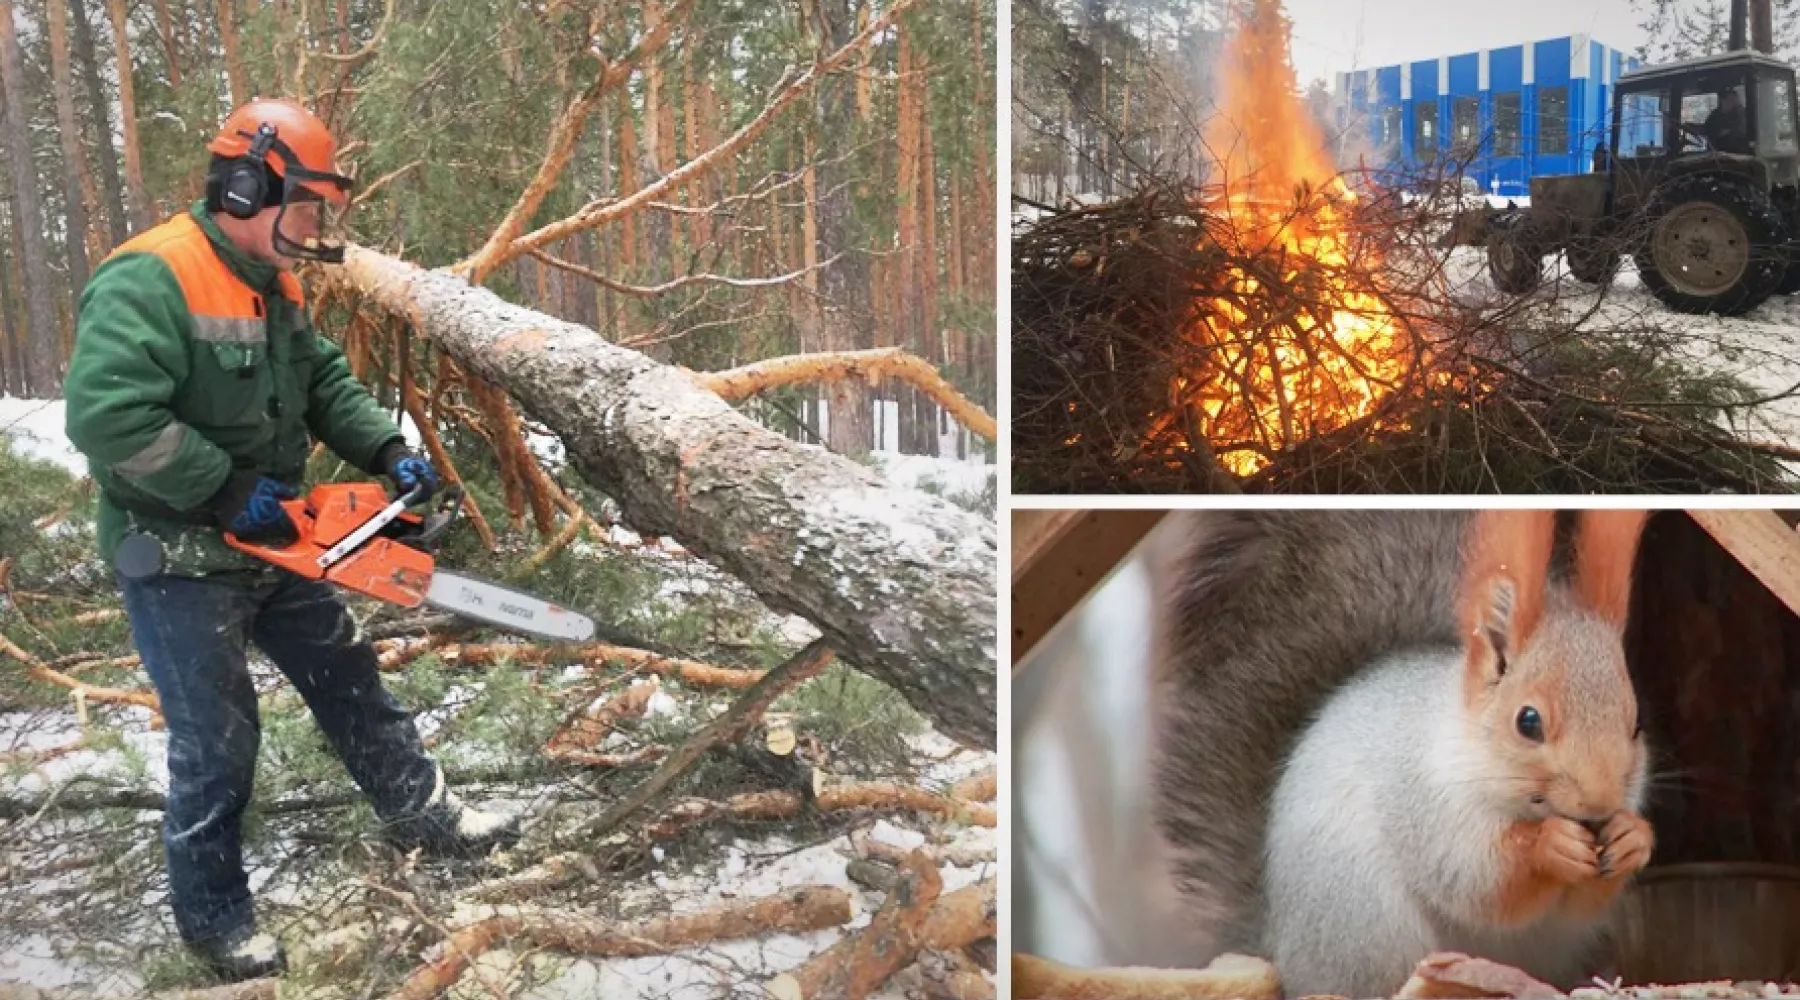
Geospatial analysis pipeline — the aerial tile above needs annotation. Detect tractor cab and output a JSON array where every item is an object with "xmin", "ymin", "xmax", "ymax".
[{"xmin": 1609, "ymin": 50, "xmax": 1800, "ymax": 216}]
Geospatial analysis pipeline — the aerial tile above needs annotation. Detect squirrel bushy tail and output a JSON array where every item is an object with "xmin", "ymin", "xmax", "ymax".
[{"xmin": 1147, "ymin": 510, "xmax": 1471, "ymax": 955}]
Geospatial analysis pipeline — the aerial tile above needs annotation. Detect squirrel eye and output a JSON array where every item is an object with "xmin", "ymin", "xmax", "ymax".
[{"xmin": 1516, "ymin": 706, "xmax": 1545, "ymax": 742}]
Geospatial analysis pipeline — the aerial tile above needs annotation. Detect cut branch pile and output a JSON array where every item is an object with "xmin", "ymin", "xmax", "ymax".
[{"xmin": 1012, "ymin": 188, "xmax": 1800, "ymax": 495}]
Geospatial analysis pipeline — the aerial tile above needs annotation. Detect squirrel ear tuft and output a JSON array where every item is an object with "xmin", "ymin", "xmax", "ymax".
[
  {"xmin": 1574, "ymin": 511, "xmax": 1648, "ymax": 628},
  {"xmin": 1459, "ymin": 511, "xmax": 1555, "ymax": 663}
]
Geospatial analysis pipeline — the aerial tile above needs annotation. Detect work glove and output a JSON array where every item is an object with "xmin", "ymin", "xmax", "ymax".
[
  {"xmin": 211, "ymin": 471, "xmax": 300, "ymax": 546},
  {"xmin": 377, "ymin": 441, "xmax": 439, "ymax": 502}
]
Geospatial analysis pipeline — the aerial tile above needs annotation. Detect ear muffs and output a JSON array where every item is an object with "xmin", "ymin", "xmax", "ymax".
[{"xmin": 219, "ymin": 124, "xmax": 279, "ymax": 220}]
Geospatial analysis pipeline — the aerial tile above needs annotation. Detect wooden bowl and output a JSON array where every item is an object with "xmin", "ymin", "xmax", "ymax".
[{"xmin": 1612, "ymin": 862, "xmax": 1800, "ymax": 984}]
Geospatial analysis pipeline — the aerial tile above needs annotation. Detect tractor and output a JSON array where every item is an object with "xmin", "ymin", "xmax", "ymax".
[{"xmin": 1452, "ymin": 48, "xmax": 1800, "ymax": 316}]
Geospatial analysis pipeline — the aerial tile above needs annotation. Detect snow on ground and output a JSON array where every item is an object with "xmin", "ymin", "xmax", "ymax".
[
  {"xmin": 0, "ymin": 400, "xmax": 996, "ymax": 998},
  {"xmin": 1439, "ymin": 246, "xmax": 1800, "ymax": 470},
  {"xmin": 0, "ymin": 397, "xmax": 85, "ymax": 477}
]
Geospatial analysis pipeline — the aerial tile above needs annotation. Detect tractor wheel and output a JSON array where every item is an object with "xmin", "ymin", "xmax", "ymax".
[
  {"xmin": 1636, "ymin": 174, "xmax": 1788, "ymax": 316},
  {"xmin": 1487, "ymin": 215, "xmax": 1542, "ymax": 295},
  {"xmin": 1565, "ymin": 239, "xmax": 1621, "ymax": 286}
]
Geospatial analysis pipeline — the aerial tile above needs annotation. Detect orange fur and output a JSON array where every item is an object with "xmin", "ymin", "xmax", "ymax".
[
  {"xmin": 1490, "ymin": 820, "xmax": 1570, "ymax": 927},
  {"xmin": 1459, "ymin": 511, "xmax": 1556, "ymax": 699},
  {"xmin": 1573, "ymin": 511, "xmax": 1648, "ymax": 627}
]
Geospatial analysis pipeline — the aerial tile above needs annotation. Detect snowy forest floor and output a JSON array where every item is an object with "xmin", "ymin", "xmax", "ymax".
[{"xmin": 0, "ymin": 404, "xmax": 996, "ymax": 999}]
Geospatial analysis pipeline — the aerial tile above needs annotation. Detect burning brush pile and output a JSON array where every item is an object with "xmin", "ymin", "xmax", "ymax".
[{"xmin": 1013, "ymin": 0, "xmax": 1796, "ymax": 494}]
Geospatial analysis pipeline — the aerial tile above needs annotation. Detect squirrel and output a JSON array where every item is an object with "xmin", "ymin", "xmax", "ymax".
[{"xmin": 1146, "ymin": 510, "xmax": 1654, "ymax": 998}]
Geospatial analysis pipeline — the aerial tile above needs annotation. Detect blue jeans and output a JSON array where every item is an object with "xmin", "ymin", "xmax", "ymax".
[{"xmin": 118, "ymin": 569, "xmax": 440, "ymax": 943}]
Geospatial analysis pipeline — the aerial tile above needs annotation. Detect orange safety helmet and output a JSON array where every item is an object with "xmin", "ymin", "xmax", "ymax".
[{"xmin": 206, "ymin": 98, "xmax": 351, "ymax": 206}]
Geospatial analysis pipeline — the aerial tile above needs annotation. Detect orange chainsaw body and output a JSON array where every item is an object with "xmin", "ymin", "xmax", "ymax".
[{"xmin": 224, "ymin": 482, "xmax": 436, "ymax": 607}]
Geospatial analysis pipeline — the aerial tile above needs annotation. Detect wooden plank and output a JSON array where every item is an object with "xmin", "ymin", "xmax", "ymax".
[
  {"xmin": 1686, "ymin": 509, "xmax": 1800, "ymax": 620},
  {"xmin": 1011, "ymin": 510, "xmax": 1086, "ymax": 582},
  {"xmin": 1011, "ymin": 510, "xmax": 1166, "ymax": 670}
]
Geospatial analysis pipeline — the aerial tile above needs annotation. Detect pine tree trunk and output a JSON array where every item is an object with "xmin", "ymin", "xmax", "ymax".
[
  {"xmin": 947, "ymin": 169, "xmax": 964, "ymax": 372},
  {"xmin": 47, "ymin": 0, "xmax": 95, "ymax": 298},
  {"xmin": 336, "ymin": 246, "xmax": 996, "ymax": 750},
  {"xmin": 918, "ymin": 79, "xmax": 939, "ymax": 367},
  {"xmin": 643, "ymin": 0, "xmax": 669, "ymax": 174},
  {"xmin": 152, "ymin": 0, "xmax": 179, "ymax": 86},
  {"xmin": 0, "ymin": 200, "xmax": 16, "ymax": 396},
  {"xmin": 68, "ymin": 0, "xmax": 125, "ymax": 248},
  {"xmin": 969, "ymin": 0, "xmax": 990, "ymax": 295},
  {"xmin": 216, "ymin": 0, "xmax": 248, "ymax": 107},
  {"xmin": 681, "ymin": 42, "xmax": 698, "ymax": 251},
  {"xmin": 801, "ymin": 141, "xmax": 819, "ymax": 356},
  {"xmin": 106, "ymin": 0, "xmax": 153, "ymax": 231},
  {"xmin": 894, "ymin": 26, "xmax": 918, "ymax": 351},
  {"xmin": 818, "ymin": 0, "xmax": 870, "ymax": 457},
  {"xmin": 0, "ymin": 0, "xmax": 64, "ymax": 395}
]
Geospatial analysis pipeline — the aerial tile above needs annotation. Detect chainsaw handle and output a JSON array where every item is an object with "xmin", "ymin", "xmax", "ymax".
[{"xmin": 415, "ymin": 482, "xmax": 464, "ymax": 548}]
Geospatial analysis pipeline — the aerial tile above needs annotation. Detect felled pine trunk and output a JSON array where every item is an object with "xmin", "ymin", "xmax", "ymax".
[{"xmin": 336, "ymin": 246, "xmax": 996, "ymax": 750}]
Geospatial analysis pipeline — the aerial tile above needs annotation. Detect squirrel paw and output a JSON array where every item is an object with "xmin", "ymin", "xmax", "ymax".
[
  {"xmin": 1530, "ymin": 816, "xmax": 1600, "ymax": 885},
  {"xmin": 1596, "ymin": 811, "xmax": 1654, "ymax": 879}
]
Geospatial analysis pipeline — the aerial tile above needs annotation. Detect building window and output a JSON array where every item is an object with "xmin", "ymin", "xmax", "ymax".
[
  {"xmin": 1539, "ymin": 85, "xmax": 1569, "ymax": 155},
  {"xmin": 1452, "ymin": 96, "xmax": 1480, "ymax": 157},
  {"xmin": 1381, "ymin": 105, "xmax": 1403, "ymax": 156},
  {"xmin": 1414, "ymin": 100, "xmax": 1438, "ymax": 161},
  {"xmin": 1494, "ymin": 92, "xmax": 1521, "ymax": 156}
]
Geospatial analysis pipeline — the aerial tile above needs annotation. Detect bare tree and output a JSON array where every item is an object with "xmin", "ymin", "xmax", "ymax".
[
  {"xmin": 105, "ymin": 0, "xmax": 152, "ymax": 231},
  {"xmin": 0, "ymin": 0, "xmax": 64, "ymax": 395},
  {"xmin": 67, "ymin": 0, "xmax": 126, "ymax": 247},
  {"xmin": 47, "ymin": 0, "xmax": 96, "ymax": 297}
]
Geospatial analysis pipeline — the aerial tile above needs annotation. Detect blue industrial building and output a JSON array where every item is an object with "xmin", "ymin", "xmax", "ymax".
[{"xmin": 1334, "ymin": 36, "xmax": 1643, "ymax": 197}]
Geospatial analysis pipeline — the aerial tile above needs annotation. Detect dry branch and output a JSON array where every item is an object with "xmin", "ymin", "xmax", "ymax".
[
  {"xmin": 693, "ymin": 347, "xmax": 997, "ymax": 441},
  {"xmin": 457, "ymin": 0, "xmax": 694, "ymax": 284},
  {"xmin": 647, "ymin": 779, "xmax": 998, "ymax": 839},
  {"xmin": 574, "ymin": 638, "xmax": 835, "ymax": 839},
  {"xmin": 949, "ymin": 767, "xmax": 995, "ymax": 803},
  {"xmin": 1, "ymin": 632, "xmax": 160, "ymax": 711},
  {"xmin": 920, "ymin": 881, "xmax": 998, "ymax": 952},
  {"xmin": 765, "ymin": 850, "xmax": 942, "ymax": 1000},
  {"xmin": 497, "ymin": 0, "xmax": 922, "ymax": 268},
  {"xmin": 335, "ymin": 244, "xmax": 994, "ymax": 748},
  {"xmin": 386, "ymin": 885, "xmax": 853, "ymax": 1000},
  {"xmin": 544, "ymin": 676, "xmax": 660, "ymax": 756},
  {"xmin": 918, "ymin": 949, "xmax": 995, "ymax": 1000},
  {"xmin": 432, "ymin": 641, "xmax": 765, "ymax": 688},
  {"xmin": 527, "ymin": 246, "xmax": 844, "ymax": 298}
]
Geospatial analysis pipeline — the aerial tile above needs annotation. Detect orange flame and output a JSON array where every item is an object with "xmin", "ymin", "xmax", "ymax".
[{"xmin": 1168, "ymin": 0, "xmax": 1410, "ymax": 476}]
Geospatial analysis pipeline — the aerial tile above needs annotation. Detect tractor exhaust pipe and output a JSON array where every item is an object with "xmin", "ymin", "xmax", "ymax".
[{"xmin": 1731, "ymin": 0, "xmax": 1748, "ymax": 50}]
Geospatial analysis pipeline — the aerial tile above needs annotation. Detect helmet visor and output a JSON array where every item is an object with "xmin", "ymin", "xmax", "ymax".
[
  {"xmin": 271, "ymin": 171, "xmax": 354, "ymax": 263},
  {"xmin": 270, "ymin": 181, "xmax": 351, "ymax": 264}
]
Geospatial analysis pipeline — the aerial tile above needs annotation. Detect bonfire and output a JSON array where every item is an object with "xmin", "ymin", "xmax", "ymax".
[{"xmin": 1161, "ymin": 0, "xmax": 1418, "ymax": 476}]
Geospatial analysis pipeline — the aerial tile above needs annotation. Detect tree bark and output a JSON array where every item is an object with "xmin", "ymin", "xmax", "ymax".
[
  {"xmin": 0, "ymin": 0, "xmax": 64, "ymax": 395},
  {"xmin": 151, "ymin": 0, "xmax": 179, "ymax": 85},
  {"xmin": 0, "ymin": 196, "xmax": 17, "ymax": 395},
  {"xmin": 765, "ymin": 850, "xmax": 943, "ymax": 1000},
  {"xmin": 693, "ymin": 347, "xmax": 995, "ymax": 440},
  {"xmin": 215, "ymin": 0, "xmax": 247, "ymax": 107},
  {"xmin": 334, "ymin": 246, "xmax": 996, "ymax": 749},
  {"xmin": 67, "ymin": 0, "xmax": 125, "ymax": 247},
  {"xmin": 386, "ymin": 886, "xmax": 853, "ymax": 1000},
  {"xmin": 818, "ymin": 0, "xmax": 872, "ymax": 457},
  {"xmin": 47, "ymin": 0, "xmax": 94, "ymax": 297},
  {"xmin": 106, "ymin": 0, "xmax": 151, "ymax": 231}
]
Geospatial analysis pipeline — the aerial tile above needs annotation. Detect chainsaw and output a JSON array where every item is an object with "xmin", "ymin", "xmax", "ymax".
[{"xmin": 221, "ymin": 481, "xmax": 598, "ymax": 642}]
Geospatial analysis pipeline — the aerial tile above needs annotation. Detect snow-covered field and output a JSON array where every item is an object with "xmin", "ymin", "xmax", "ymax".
[
  {"xmin": 0, "ymin": 405, "xmax": 996, "ymax": 997},
  {"xmin": 1437, "ymin": 245, "xmax": 1800, "ymax": 466}
]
